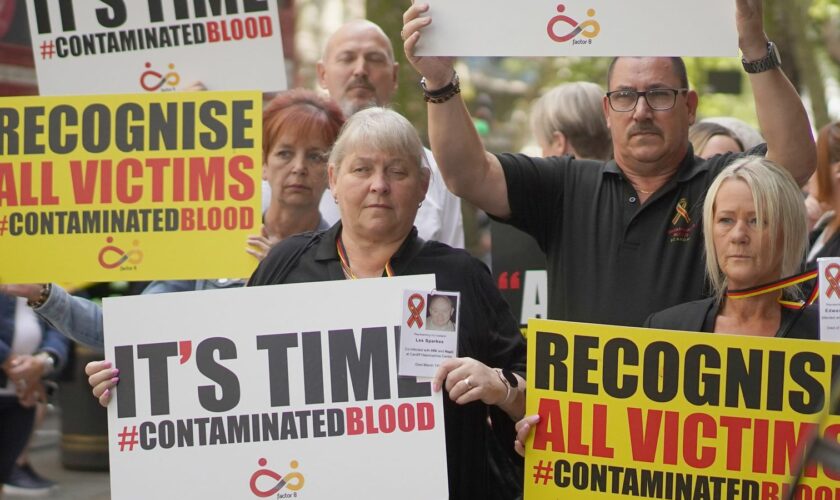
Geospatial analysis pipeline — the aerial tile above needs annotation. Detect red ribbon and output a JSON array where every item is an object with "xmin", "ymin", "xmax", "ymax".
[
  {"xmin": 826, "ymin": 263, "xmax": 840, "ymax": 299},
  {"xmin": 406, "ymin": 293, "xmax": 425, "ymax": 328}
]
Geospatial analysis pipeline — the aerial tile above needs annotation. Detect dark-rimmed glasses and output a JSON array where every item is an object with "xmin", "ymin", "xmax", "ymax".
[{"xmin": 606, "ymin": 88, "xmax": 688, "ymax": 112}]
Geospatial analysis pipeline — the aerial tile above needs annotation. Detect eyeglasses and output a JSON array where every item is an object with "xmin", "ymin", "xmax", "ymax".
[{"xmin": 606, "ymin": 88, "xmax": 689, "ymax": 112}]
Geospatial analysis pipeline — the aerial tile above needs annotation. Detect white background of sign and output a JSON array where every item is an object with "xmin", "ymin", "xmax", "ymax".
[
  {"xmin": 103, "ymin": 275, "xmax": 447, "ymax": 499},
  {"xmin": 416, "ymin": 1, "xmax": 737, "ymax": 57},
  {"xmin": 26, "ymin": 0, "xmax": 286, "ymax": 95}
]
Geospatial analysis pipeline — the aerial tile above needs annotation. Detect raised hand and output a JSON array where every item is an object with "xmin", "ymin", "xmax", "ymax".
[
  {"xmin": 735, "ymin": 0, "xmax": 767, "ymax": 56},
  {"xmin": 402, "ymin": 2, "xmax": 456, "ymax": 89}
]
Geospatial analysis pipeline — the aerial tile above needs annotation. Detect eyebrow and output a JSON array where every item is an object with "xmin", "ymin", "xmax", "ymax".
[{"xmin": 613, "ymin": 83, "xmax": 679, "ymax": 91}]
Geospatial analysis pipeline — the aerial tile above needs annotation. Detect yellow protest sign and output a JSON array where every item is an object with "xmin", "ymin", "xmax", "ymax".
[
  {"xmin": 524, "ymin": 319, "xmax": 840, "ymax": 499},
  {"xmin": 0, "ymin": 91, "xmax": 261, "ymax": 283}
]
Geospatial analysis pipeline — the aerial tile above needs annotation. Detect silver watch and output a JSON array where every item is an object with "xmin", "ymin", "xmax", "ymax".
[{"xmin": 742, "ymin": 41, "xmax": 781, "ymax": 74}]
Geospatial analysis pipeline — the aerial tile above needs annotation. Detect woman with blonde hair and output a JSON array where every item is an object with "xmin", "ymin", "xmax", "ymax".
[{"xmin": 644, "ymin": 156, "xmax": 815, "ymax": 337}]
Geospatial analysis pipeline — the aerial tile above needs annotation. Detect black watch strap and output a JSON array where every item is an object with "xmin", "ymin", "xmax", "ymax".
[{"xmin": 501, "ymin": 368, "xmax": 518, "ymax": 388}]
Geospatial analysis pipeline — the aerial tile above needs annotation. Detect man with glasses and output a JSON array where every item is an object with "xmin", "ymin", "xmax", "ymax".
[{"xmin": 400, "ymin": 0, "xmax": 815, "ymax": 326}]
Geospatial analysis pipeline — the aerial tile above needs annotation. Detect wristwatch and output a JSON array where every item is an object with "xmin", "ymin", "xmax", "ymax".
[
  {"xmin": 742, "ymin": 41, "xmax": 781, "ymax": 74},
  {"xmin": 495, "ymin": 368, "xmax": 519, "ymax": 389}
]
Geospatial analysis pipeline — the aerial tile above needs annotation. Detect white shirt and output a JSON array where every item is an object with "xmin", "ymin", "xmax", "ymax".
[{"xmin": 319, "ymin": 147, "xmax": 464, "ymax": 248}]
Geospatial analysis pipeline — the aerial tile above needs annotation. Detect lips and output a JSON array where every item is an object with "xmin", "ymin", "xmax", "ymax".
[{"xmin": 365, "ymin": 202, "xmax": 392, "ymax": 210}]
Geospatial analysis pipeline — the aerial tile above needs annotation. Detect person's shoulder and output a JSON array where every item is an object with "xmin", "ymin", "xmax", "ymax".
[
  {"xmin": 495, "ymin": 152, "xmax": 603, "ymax": 169},
  {"xmin": 421, "ymin": 240, "xmax": 482, "ymax": 266},
  {"xmin": 644, "ymin": 297, "xmax": 716, "ymax": 330},
  {"xmin": 700, "ymin": 143, "xmax": 769, "ymax": 176},
  {"xmin": 264, "ymin": 230, "xmax": 324, "ymax": 263}
]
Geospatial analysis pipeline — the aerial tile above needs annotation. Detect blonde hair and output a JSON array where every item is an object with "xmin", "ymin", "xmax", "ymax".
[
  {"xmin": 702, "ymin": 156, "xmax": 808, "ymax": 299},
  {"xmin": 689, "ymin": 122, "xmax": 743, "ymax": 157},
  {"xmin": 329, "ymin": 107, "xmax": 429, "ymax": 179},
  {"xmin": 530, "ymin": 82, "xmax": 612, "ymax": 160}
]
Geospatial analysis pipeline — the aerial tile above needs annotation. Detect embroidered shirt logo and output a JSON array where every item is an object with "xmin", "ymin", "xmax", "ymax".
[
  {"xmin": 667, "ymin": 197, "xmax": 697, "ymax": 242},
  {"xmin": 671, "ymin": 198, "xmax": 691, "ymax": 225}
]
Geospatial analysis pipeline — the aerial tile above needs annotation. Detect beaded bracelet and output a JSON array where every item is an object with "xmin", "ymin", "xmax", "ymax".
[
  {"xmin": 421, "ymin": 72, "xmax": 461, "ymax": 104},
  {"xmin": 27, "ymin": 283, "xmax": 52, "ymax": 309}
]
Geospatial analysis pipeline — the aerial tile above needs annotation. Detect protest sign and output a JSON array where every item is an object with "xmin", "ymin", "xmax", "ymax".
[
  {"xmin": 0, "ymin": 91, "xmax": 262, "ymax": 283},
  {"xmin": 524, "ymin": 319, "xmax": 840, "ymax": 499},
  {"xmin": 25, "ymin": 0, "xmax": 286, "ymax": 95},
  {"xmin": 490, "ymin": 220, "xmax": 547, "ymax": 333},
  {"xmin": 103, "ymin": 275, "xmax": 448, "ymax": 499},
  {"xmin": 417, "ymin": 1, "xmax": 737, "ymax": 57}
]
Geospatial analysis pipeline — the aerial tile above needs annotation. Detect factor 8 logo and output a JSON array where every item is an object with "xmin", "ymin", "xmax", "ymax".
[
  {"xmin": 249, "ymin": 458, "xmax": 305, "ymax": 498},
  {"xmin": 546, "ymin": 4, "xmax": 600, "ymax": 44},
  {"xmin": 139, "ymin": 62, "xmax": 180, "ymax": 92},
  {"xmin": 98, "ymin": 236, "xmax": 143, "ymax": 270}
]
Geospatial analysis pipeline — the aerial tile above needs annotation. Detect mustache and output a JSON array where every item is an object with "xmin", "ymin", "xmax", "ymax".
[
  {"xmin": 346, "ymin": 77, "xmax": 375, "ymax": 92},
  {"xmin": 627, "ymin": 122, "xmax": 662, "ymax": 137}
]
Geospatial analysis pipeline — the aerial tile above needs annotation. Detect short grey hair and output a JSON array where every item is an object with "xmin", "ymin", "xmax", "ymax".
[
  {"xmin": 329, "ymin": 107, "xmax": 429, "ymax": 177},
  {"xmin": 530, "ymin": 82, "xmax": 612, "ymax": 160},
  {"xmin": 703, "ymin": 156, "xmax": 808, "ymax": 300}
]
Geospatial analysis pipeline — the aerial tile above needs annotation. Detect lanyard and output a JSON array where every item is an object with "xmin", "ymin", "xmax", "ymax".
[
  {"xmin": 726, "ymin": 270, "xmax": 819, "ymax": 310},
  {"xmin": 336, "ymin": 234, "xmax": 394, "ymax": 279}
]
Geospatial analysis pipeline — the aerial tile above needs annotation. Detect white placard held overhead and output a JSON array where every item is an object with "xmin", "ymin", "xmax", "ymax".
[
  {"xmin": 26, "ymin": 0, "xmax": 287, "ymax": 95},
  {"xmin": 416, "ymin": 1, "xmax": 737, "ymax": 57},
  {"xmin": 103, "ymin": 275, "xmax": 448, "ymax": 499}
]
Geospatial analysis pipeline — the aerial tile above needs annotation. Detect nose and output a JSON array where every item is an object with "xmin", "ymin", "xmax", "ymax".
[
  {"xmin": 352, "ymin": 57, "xmax": 368, "ymax": 77},
  {"xmin": 369, "ymin": 170, "xmax": 390, "ymax": 194},
  {"xmin": 729, "ymin": 220, "xmax": 750, "ymax": 244},
  {"xmin": 632, "ymin": 94, "xmax": 653, "ymax": 121},
  {"xmin": 289, "ymin": 154, "xmax": 308, "ymax": 175}
]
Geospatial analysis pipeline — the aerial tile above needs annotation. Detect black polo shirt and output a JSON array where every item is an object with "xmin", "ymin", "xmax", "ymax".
[{"xmin": 495, "ymin": 145, "xmax": 766, "ymax": 327}]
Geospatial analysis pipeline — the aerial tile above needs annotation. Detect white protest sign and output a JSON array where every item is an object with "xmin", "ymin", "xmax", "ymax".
[
  {"xmin": 819, "ymin": 257, "xmax": 840, "ymax": 341},
  {"xmin": 416, "ymin": 1, "xmax": 738, "ymax": 57},
  {"xmin": 26, "ymin": 0, "xmax": 286, "ymax": 95},
  {"xmin": 103, "ymin": 275, "xmax": 448, "ymax": 500}
]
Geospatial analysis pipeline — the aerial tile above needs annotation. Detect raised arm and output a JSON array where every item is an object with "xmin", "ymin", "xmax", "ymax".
[
  {"xmin": 738, "ymin": 0, "xmax": 815, "ymax": 186},
  {"xmin": 402, "ymin": 2, "xmax": 511, "ymax": 218},
  {"xmin": 1, "ymin": 284, "xmax": 105, "ymax": 349}
]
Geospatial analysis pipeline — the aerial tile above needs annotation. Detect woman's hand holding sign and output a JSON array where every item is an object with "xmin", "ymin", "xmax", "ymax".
[
  {"xmin": 513, "ymin": 414, "xmax": 541, "ymax": 457},
  {"xmin": 433, "ymin": 357, "xmax": 525, "ymax": 420},
  {"xmin": 86, "ymin": 360, "xmax": 119, "ymax": 407}
]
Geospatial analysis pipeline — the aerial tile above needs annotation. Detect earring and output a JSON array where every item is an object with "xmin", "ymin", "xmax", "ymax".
[
  {"xmin": 418, "ymin": 201, "xmax": 423, "ymax": 208},
  {"xmin": 333, "ymin": 197, "xmax": 338, "ymax": 204}
]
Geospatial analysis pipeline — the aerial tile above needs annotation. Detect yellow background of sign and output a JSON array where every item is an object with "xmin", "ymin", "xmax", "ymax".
[
  {"xmin": 525, "ymin": 319, "xmax": 840, "ymax": 499},
  {"xmin": 0, "ymin": 91, "xmax": 262, "ymax": 283}
]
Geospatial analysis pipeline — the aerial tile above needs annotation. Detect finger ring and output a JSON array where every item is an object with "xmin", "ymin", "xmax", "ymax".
[{"xmin": 463, "ymin": 377, "xmax": 472, "ymax": 389}]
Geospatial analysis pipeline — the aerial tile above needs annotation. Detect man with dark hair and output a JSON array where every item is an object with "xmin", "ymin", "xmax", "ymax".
[{"xmin": 401, "ymin": 0, "xmax": 815, "ymax": 326}]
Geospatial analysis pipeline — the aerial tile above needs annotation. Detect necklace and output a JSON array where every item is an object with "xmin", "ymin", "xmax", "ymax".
[
  {"xmin": 636, "ymin": 188, "xmax": 655, "ymax": 195},
  {"xmin": 336, "ymin": 234, "xmax": 395, "ymax": 279}
]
